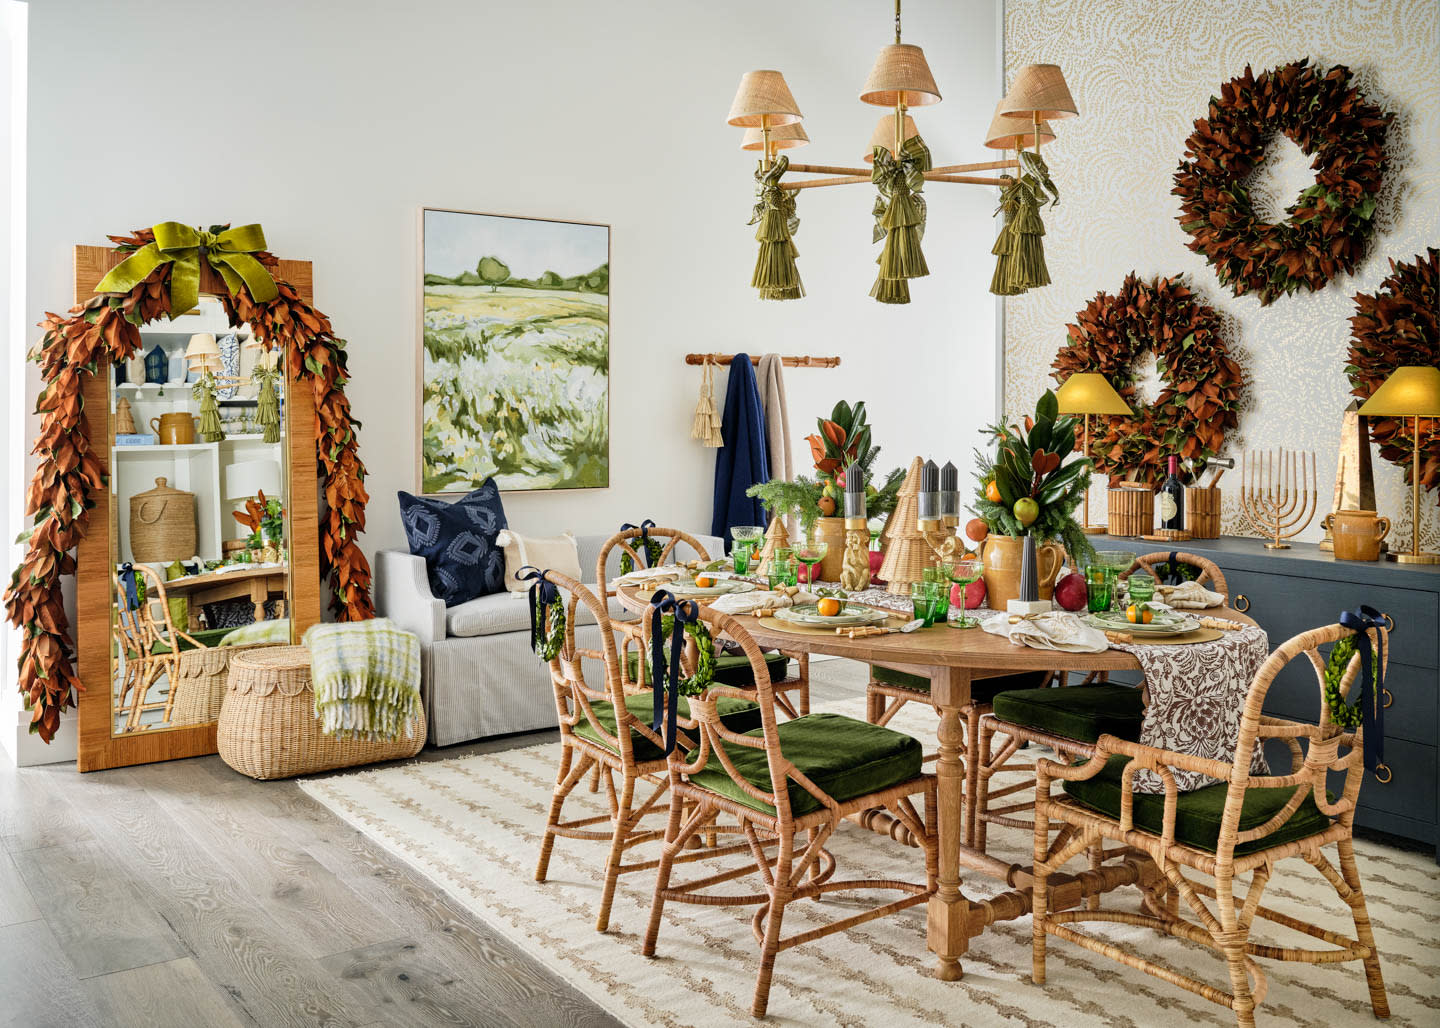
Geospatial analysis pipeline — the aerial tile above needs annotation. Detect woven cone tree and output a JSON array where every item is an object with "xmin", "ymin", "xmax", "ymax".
[
  {"xmin": 753, "ymin": 517, "xmax": 792, "ymax": 578},
  {"xmin": 749, "ymin": 155, "xmax": 803, "ymax": 300},
  {"xmin": 870, "ymin": 136, "xmax": 932, "ymax": 304},
  {"xmin": 877, "ymin": 456, "xmax": 932, "ymax": 595}
]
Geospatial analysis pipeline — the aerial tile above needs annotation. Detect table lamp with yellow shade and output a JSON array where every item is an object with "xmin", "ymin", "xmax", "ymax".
[
  {"xmin": 1056, "ymin": 372, "xmax": 1133, "ymax": 533},
  {"xmin": 1358, "ymin": 365, "xmax": 1440, "ymax": 565}
]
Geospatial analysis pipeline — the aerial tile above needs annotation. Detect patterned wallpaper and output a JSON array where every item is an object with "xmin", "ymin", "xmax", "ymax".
[{"xmin": 1003, "ymin": 0, "xmax": 1439, "ymax": 548}]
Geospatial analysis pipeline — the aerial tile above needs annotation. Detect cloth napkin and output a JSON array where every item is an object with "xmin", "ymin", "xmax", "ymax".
[
  {"xmin": 708, "ymin": 589, "xmax": 819, "ymax": 615},
  {"xmin": 614, "ymin": 565, "xmax": 687, "ymax": 588},
  {"xmin": 981, "ymin": 611, "xmax": 1109, "ymax": 653},
  {"xmin": 1157, "ymin": 580, "xmax": 1226, "ymax": 609}
]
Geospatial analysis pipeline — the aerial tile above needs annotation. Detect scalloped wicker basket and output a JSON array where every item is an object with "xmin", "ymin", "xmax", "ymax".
[{"xmin": 218, "ymin": 644, "xmax": 425, "ymax": 780}]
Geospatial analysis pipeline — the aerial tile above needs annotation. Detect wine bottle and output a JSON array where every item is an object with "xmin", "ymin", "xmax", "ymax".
[{"xmin": 1158, "ymin": 455, "xmax": 1185, "ymax": 531}]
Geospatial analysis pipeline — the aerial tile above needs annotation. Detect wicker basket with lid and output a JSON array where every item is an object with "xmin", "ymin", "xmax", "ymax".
[
  {"xmin": 218, "ymin": 644, "xmax": 425, "ymax": 779},
  {"xmin": 129, "ymin": 476, "xmax": 196, "ymax": 563}
]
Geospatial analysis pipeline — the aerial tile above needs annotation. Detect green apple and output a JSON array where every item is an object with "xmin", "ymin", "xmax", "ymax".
[{"xmin": 1012, "ymin": 497, "xmax": 1039, "ymax": 527}]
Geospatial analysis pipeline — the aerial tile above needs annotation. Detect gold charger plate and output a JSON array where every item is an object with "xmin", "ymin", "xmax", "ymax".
[
  {"xmin": 1124, "ymin": 627, "xmax": 1223, "ymax": 646},
  {"xmin": 755, "ymin": 612, "xmax": 913, "ymax": 638}
]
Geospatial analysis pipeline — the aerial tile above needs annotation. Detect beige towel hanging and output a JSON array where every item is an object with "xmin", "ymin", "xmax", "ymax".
[
  {"xmin": 691, "ymin": 357, "xmax": 723, "ymax": 447},
  {"xmin": 756, "ymin": 353, "xmax": 795, "ymax": 534}
]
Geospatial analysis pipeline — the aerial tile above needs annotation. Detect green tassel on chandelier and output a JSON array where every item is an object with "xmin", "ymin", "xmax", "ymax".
[
  {"xmin": 870, "ymin": 134, "xmax": 931, "ymax": 304},
  {"xmin": 989, "ymin": 150, "xmax": 1060, "ymax": 297},
  {"xmin": 749, "ymin": 155, "xmax": 804, "ymax": 300}
]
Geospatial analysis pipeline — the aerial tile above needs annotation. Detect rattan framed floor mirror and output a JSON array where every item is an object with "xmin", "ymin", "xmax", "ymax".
[{"xmin": 73, "ymin": 244, "xmax": 322, "ymax": 771}]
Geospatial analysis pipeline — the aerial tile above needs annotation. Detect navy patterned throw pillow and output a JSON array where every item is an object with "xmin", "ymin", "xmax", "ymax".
[{"xmin": 398, "ymin": 482, "xmax": 509, "ymax": 607}]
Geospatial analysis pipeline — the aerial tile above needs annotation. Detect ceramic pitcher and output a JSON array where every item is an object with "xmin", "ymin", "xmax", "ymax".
[
  {"xmin": 150, "ymin": 412, "xmax": 197, "ymax": 445},
  {"xmin": 1329, "ymin": 509, "xmax": 1390, "ymax": 562}
]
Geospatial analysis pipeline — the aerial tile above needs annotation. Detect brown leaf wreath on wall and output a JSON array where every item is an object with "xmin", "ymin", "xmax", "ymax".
[
  {"xmin": 3, "ymin": 225, "xmax": 373, "ymax": 742},
  {"xmin": 1173, "ymin": 59, "xmax": 1390, "ymax": 306},
  {"xmin": 1052, "ymin": 273, "xmax": 1243, "ymax": 487},
  {"xmin": 1347, "ymin": 247, "xmax": 1439, "ymax": 505}
]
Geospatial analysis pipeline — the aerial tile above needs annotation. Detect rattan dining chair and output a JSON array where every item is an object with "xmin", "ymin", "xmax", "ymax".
[
  {"xmin": 1030, "ymin": 620, "xmax": 1390, "ymax": 1028},
  {"xmin": 972, "ymin": 550, "xmax": 1232, "ymax": 852},
  {"xmin": 643, "ymin": 607, "xmax": 938, "ymax": 1019},
  {"xmin": 533, "ymin": 572, "xmax": 768, "ymax": 933},
  {"xmin": 596, "ymin": 525, "xmax": 811, "ymax": 716},
  {"xmin": 113, "ymin": 565, "xmax": 205, "ymax": 731}
]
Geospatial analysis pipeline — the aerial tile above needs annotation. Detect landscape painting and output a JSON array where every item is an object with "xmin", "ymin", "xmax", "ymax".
[{"xmin": 420, "ymin": 208, "xmax": 610, "ymax": 493}]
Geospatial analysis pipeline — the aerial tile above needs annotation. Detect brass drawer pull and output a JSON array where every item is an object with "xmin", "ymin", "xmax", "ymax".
[
  {"xmin": 1381, "ymin": 612, "xmax": 1395, "ymax": 632},
  {"xmin": 1233, "ymin": 594, "xmax": 1250, "ymax": 613},
  {"xmin": 1382, "ymin": 688, "xmax": 1393, "ymax": 709},
  {"xmin": 1373, "ymin": 763, "xmax": 1392, "ymax": 785}
]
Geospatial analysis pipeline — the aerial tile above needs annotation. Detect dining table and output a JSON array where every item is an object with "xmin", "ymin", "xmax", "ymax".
[
  {"xmin": 614, "ymin": 576, "xmax": 1258, "ymax": 982},
  {"xmin": 162, "ymin": 563, "xmax": 289, "ymax": 629}
]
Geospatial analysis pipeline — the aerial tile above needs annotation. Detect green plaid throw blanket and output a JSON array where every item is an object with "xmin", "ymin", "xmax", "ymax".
[{"xmin": 303, "ymin": 619, "xmax": 421, "ymax": 741}]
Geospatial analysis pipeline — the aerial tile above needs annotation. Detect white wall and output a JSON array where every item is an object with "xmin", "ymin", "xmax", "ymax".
[
  {"xmin": 23, "ymin": 0, "xmax": 1001, "ymax": 545},
  {"xmin": 11, "ymin": 0, "xmax": 1004, "ymax": 758}
]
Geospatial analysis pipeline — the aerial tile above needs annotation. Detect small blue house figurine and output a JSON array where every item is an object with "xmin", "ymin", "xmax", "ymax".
[{"xmin": 143, "ymin": 343, "xmax": 168, "ymax": 385}]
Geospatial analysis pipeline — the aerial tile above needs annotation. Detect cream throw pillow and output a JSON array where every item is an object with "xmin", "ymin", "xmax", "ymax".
[{"xmin": 495, "ymin": 530, "xmax": 581, "ymax": 594}]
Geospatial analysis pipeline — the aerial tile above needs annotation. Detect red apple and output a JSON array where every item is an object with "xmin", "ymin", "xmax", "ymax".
[{"xmin": 1054, "ymin": 571, "xmax": 1087, "ymax": 611}]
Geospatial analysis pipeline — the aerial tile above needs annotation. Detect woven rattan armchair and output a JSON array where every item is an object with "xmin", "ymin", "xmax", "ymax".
[
  {"xmin": 643, "ymin": 606, "xmax": 938, "ymax": 1018},
  {"xmin": 595, "ymin": 525, "xmax": 810, "ymax": 716},
  {"xmin": 533, "ymin": 572, "xmax": 765, "ymax": 933},
  {"xmin": 1030, "ymin": 620, "xmax": 1389, "ymax": 1027},
  {"xmin": 112, "ymin": 565, "xmax": 204, "ymax": 731},
  {"xmin": 972, "ymin": 550, "xmax": 1231, "ymax": 853}
]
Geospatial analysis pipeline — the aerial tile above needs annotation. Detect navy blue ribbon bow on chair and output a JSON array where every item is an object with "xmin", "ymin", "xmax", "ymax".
[
  {"xmin": 649, "ymin": 588, "xmax": 699, "ymax": 758},
  {"xmin": 621, "ymin": 519, "xmax": 658, "ymax": 567},
  {"xmin": 117, "ymin": 563, "xmax": 141, "ymax": 610},
  {"xmin": 1339, "ymin": 605, "xmax": 1388, "ymax": 772},
  {"xmin": 1160, "ymin": 551, "xmax": 1186, "ymax": 586},
  {"xmin": 517, "ymin": 565, "xmax": 560, "ymax": 657}
]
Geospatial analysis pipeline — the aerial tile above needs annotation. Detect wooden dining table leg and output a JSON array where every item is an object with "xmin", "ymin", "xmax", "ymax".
[{"xmin": 927, "ymin": 665, "xmax": 973, "ymax": 981}]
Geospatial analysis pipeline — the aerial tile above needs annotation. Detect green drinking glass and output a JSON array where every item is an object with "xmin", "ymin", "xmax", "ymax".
[
  {"xmin": 947, "ymin": 559, "xmax": 984, "ymax": 629},
  {"xmin": 1085, "ymin": 565, "xmax": 1113, "ymax": 614},
  {"xmin": 768, "ymin": 556, "xmax": 798, "ymax": 590},
  {"xmin": 1127, "ymin": 573, "xmax": 1156, "ymax": 605},
  {"xmin": 732, "ymin": 540, "xmax": 754, "ymax": 575},
  {"xmin": 910, "ymin": 581, "xmax": 941, "ymax": 627}
]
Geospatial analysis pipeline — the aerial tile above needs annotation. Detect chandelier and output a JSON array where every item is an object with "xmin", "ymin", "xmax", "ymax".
[{"xmin": 727, "ymin": 0, "xmax": 1078, "ymax": 303}]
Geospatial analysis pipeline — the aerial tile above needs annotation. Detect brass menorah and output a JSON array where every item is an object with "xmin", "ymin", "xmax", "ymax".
[{"xmin": 1239, "ymin": 448, "xmax": 1317, "ymax": 549}]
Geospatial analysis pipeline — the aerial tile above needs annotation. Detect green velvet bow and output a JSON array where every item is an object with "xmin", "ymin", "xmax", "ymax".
[{"xmin": 96, "ymin": 222, "xmax": 280, "ymax": 317}]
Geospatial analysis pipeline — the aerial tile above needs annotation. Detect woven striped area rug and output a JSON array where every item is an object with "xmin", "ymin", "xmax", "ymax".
[{"xmin": 300, "ymin": 695, "xmax": 1439, "ymax": 1027}]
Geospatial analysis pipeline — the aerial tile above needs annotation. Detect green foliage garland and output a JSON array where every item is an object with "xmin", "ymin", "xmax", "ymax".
[
  {"xmin": 645, "ymin": 615, "xmax": 716, "ymax": 697},
  {"xmin": 1323, "ymin": 634, "xmax": 1363, "ymax": 731},
  {"xmin": 619, "ymin": 538, "xmax": 664, "ymax": 576},
  {"xmin": 537, "ymin": 596, "xmax": 566, "ymax": 662}
]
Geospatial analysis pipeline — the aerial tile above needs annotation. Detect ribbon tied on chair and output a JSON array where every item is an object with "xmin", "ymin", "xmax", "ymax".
[
  {"xmin": 649, "ymin": 588, "xmax": 700, "ymax": 758},
  {"xmin": 620, "ymin": 520, "xmax": 658, "ymax": 568},
  {"xmin": 517, "ymin": 565, "xmax": 562, "ymax": 659},
  {"xmin": 1338, "ymin": 605, "xmax": 1387, "ymax": 771},
  {"xmin": 96, "ymin": 222, "xmax": 280, "ymax": 317},
  {"xmin": 117, "ymin": 563, "xmax": 141, "ymax": 610}
]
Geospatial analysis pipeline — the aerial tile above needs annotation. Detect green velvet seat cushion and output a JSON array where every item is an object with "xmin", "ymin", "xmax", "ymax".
[
  {"xmin": 870, "ymin": 666, "xmax": 1048, "ymax": 706},
  {"xmin": 991, "ymin": 683, "xmax": 1145, "ymax": 744},
  {"xmin": 574, "ymin": 691, "xmax": 763, "ymax": 763},
  {"xmin": 687, "ymin": 712, "xmax": 923, "ymax": 818},
  {"xmin": 1063, "ymin": 755, "xmax": 1333, "ymax": 856},
  {"xmin": 626, "ymin": 651, "xmax": 790, "ymax": 688},
  {"xmin": 149, "ymin": 626, "xmax": 237, "ymax": 655}
]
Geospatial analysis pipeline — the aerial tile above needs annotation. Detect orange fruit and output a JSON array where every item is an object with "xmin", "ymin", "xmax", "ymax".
[
  {"xmin": 816, "ymin": 597, "xmax": 842, "ymax": 617},
  {"xmin": 695, "ymin": 575, "xmax": 715, "ymax": 588},
  {"xmin": 984, "ymin": 480, "xmax": 1002, "ymax": 503},
  {"xmin": 1126, "ymin": 604, "xmax": 1153, "ymax": 625}
]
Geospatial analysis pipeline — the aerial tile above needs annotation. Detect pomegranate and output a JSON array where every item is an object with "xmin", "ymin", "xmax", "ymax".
[{"xmin": 1054, "ymin": 571, "xmax": 1087, "ymax": 612}]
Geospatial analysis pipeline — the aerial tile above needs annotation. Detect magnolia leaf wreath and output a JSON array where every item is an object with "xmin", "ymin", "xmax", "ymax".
[
  {"xmin": 1173, "ymin": 59, "xmax": 1390, "ymax": 306},
  {"xmin": 4, "ymin": 223, "xmax": 373, "ymax": 742},
  {"xmin": 1052, "ymin": 273, "xmax": 1243, "ymax": 487},
  {"xmin": 1346, "ymin": 247, "xmax": 1439, "ymax": 506}
]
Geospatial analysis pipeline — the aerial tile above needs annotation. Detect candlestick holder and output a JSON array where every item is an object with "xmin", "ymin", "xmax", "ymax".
[
  {"xmin": 1239, "ymin": 448, "xmax": 1317, "ymax": 550},
  {"xmin": 877, "ymin": 457, "xmax": 962, "ymax": 594}
]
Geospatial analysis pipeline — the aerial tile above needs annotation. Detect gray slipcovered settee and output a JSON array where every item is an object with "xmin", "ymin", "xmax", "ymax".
[{"xmin": 376, "ymin": 532, "xmax": 723, "ymax": 747}]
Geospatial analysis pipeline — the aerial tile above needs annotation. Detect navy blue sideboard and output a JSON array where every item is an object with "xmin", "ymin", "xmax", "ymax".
[{"xmin": 1087, "ymin": 534, "xmax": 1440, "ymax": 858}]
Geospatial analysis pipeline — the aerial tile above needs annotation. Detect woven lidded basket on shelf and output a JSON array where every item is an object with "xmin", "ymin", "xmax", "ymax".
[
  {"xmin": 129, "ymin": 476, "xmax": 196, "ymax": 563},
  {"xmin": 218, "ymin": 644, "xmax": 425, "ymax": 780}
]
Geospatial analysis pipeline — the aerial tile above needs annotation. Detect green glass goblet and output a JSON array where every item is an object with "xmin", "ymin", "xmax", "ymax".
[{"xmin": 947, "ymin": 559, "xmax": 984, "ymax": 628}]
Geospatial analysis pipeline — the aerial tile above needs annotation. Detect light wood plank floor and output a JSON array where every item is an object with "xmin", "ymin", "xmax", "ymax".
[{"xmin": 0, "ymin": 664, "xmax": 869, "ymax": 1028}]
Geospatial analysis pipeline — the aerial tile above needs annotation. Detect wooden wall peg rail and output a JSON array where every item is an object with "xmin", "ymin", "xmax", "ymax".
[{"xmin": 684, "ymin": 353, "xmax": 841, "ymax": 369}]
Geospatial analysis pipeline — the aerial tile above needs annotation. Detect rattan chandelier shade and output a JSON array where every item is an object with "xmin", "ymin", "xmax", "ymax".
[
  {"xmin": 859, "ymin": 44, "xmax": 941, "ymax": 107},
  {"xmin": 1000, "ymin": 63, "xmax": 1078, "ymax": 120},
  {"xmin": 863, "ymin": 113, "xmax": 919, "ymax": 162},
  {"xmin": 727, "ymin": 70, "xmax": 804, "ymax": 127},
  {"xmin": 742, "ymin": 122, "xmax": 810, "ymax": 151},
  {"xmin": 983, "ymin": 101, "xmax": 1056, "ymax": 149}
]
